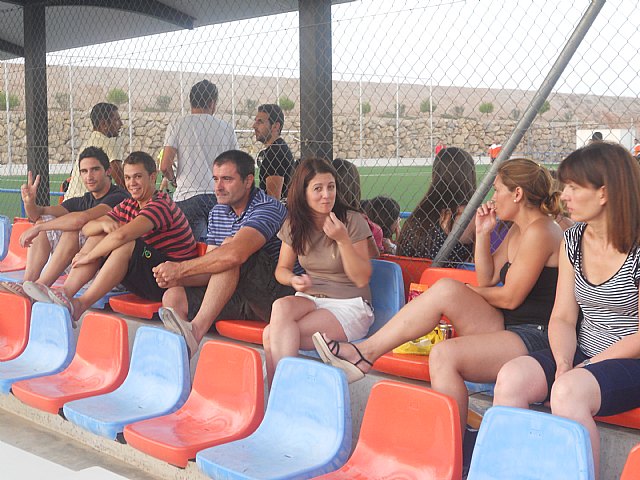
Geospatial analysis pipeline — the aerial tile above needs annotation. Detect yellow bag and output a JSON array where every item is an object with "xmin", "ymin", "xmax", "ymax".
[
  {"xmin": 392, "ymin": 282, "xmax": 447, "ymax": 355},
  {"xmin": 392, "ymin": 326, "xmax": 445, "ymax": 355}
]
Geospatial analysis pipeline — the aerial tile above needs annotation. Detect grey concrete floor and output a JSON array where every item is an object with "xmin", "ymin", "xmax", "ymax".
[{"xmin": 0, "ymin": 407, "xmax": 160, "ymax": 479}]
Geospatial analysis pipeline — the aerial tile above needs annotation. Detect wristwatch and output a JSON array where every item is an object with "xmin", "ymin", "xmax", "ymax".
[{"xmin": 582, "ymin": 359, "xmax": 591, "ymax": 367}]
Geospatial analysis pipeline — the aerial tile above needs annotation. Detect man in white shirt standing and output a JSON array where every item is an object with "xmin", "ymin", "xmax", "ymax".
[
  {"xmin": 64, "ymin": 103, "xmax": 125, "ymax": 200},
  {"xmin": 161, "ymin": 80, "xmax": 239, "ymax": 241}
]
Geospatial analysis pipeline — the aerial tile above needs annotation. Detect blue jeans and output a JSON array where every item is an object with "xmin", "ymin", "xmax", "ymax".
[{"xmin": 176, "ymin": 194, "xmax": 217, "ymax": 242}]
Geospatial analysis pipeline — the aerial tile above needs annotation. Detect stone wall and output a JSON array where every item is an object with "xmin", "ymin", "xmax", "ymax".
[{"xmin": 0, "ymin": 111, "xmax": 577, "ymax": 166}]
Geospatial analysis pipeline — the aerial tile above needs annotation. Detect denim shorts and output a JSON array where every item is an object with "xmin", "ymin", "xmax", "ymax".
[{"xmin": 505, "ymin": 323, "xmax": 549, "ymax": 353}]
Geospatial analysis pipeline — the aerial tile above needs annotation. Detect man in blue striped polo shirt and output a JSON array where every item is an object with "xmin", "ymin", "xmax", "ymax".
[{"xmin": 153, "ymin": 149, "xmax": 294, "ymax": 357}]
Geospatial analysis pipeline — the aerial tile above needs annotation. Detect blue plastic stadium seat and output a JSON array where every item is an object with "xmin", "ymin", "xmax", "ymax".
[
  {"xmin": 0, "ymin": 302, "xmax": 74, "ymax": 394},
  {"xmin": 299, "ymin": 259, "xmax": 405, "ymax": 358},
  {"xmin": 367, "ymin": 259, "xmax": 405, "ymax": 335},
  {"xmin": 196, "ymin": 357, "xmax": 351, "ymax": 480},
  {"xmin": 62, "ymin": 326, "xmax": 191, "ymax": 440},
  {"xmin": 0, "ymin": 215, "xmax": 11, "ymax": 261},
  {"xmin": 467, "ymin": 406, "xmax": 595, "ymax": 480}
]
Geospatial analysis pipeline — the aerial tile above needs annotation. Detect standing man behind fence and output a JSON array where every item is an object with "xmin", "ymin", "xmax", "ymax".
[
  {"xmin": 253, "ymin": 104, "xmax": 294, "ymax": 201},
  {"xmin": 161, "ymin": 80, "xmax": 239, "ymax": 241},
  {"xmin": 64, "ymin": 103, "xmax": 126, "ymax": 200}
]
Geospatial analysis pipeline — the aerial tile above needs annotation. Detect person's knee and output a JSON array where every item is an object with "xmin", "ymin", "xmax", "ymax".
[
  {"xmin": 163, "ymin": 286, "xmax": 186, "ymax": 309},
  {"xmin": 494, "ymin": 359, "xmax": 528, "ymax": 402},
  {"xmin": 269, "ymin": 297, "xmax": 294, "ymax": 326},
  {"xmin": 430, "ymin": 277, "xmax": 466, "ymax": 301},
  {"xmin": 429, "ymin": 340, "xmax": 459, "ymax": 373},
  {"xmin": 550, "ymin": 375, "xmax": 582, "ymax": 416}
]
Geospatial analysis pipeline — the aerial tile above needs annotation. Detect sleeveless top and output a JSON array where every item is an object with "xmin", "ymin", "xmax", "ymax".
[
  {"xmin": 499, "ymin": 262, "xmax": 558, "ymax": 327},
  {"xmin": 565, "ymin": 223, "xmax": 640, "ymax": 357}
]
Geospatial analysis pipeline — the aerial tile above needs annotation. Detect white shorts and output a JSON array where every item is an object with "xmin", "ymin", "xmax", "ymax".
[
  {"xmin": 42, "ymin": 215, "xmax": 87, "ymax": 274},
  {"xmin": 295, "ymin": 292, "xmax": 375, "ymax": 341}
]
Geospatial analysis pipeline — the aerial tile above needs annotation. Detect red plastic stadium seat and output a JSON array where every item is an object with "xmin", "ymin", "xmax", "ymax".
[
  {"xmin": 0, "ymin": 292, "xmax": 31, "ymax": 361},
  {"xmin": 621, "ymin": 443, "xmax": 640, "ymax": 480},
  {"xmin": 12, "ymin": 313, "xmax": 129, "ymax": 414},
  {"xmin": 371, "ymin": 267, "xmax": 478, "ymax": 381},
  {"xmin": 380, "ymin": 254, "xmax": 433, "ymax": 301},
  {"xmin": 314, "ymin": 380, "xmax": 462, "ymax": 480},
  {"xmin": 196, "ymin": 242, "xmax": 208, "ymax": 257},
  {"xmin": 216, "ymin": 320, "xmax": 268, "ymax": 345},
  {"xmin": 0, "ymin": 221, "xmax": 31, "ymax": 273},
  {"xmin": 124, "ymin": 340, "xmax": 264, "ymax": 467},
  {"xmin": 109, "ymin": 293, "xmax": 161, "ymax": 319}
]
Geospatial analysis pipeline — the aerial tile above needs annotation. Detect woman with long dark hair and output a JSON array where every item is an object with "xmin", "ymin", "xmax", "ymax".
[
  {"xmin": 262, "ymin": 157, "xmax": 374, "ymax": 383},
  {"xmin": 495, "ymin": 143, "xmax": 640, "ymax": 475},
  {"xmin": 397, "ymin": 147, "xmax": 476, "ymax": 264}
]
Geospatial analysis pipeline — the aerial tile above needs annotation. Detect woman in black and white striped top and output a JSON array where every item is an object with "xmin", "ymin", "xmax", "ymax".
[{"xmin": 495, "ymin": 141, "xmax": 640, "ymax": 476}]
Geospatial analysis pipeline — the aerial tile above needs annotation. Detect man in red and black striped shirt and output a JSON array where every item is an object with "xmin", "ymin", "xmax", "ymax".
[{"xmin": 38, "ymin": 151, "xmax": 197, "ymax": 323}]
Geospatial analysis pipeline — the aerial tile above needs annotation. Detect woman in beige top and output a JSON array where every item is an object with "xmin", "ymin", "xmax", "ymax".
[{"xmin": 263, "ymin": 157, "xmax": 374, "ymax": 384}]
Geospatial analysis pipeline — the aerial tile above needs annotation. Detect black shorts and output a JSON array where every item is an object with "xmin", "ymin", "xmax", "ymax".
[
  {"xmin": 185, "ymin": 250, "xmax": 294, "ymax": 323},
  {"xmin": 506, "ymin": 323, "xmax": 549, "ymax": 353},
  {"xmin": 120, "ymin": 238, "xmax": 168, "ymax": 302},
  {"xmin": 530, "ymin": 347, "xmax": 640, "ymax": 416}
]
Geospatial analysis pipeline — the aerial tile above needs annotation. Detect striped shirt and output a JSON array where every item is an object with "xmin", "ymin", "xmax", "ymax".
[
  {"xmin": 108, "ymin": 191, "xmax": 197, "ymax": 260},
  {"xmin": 207, "ymin": 187, "xmax": 286, "ymax": 261},
  {"xmin": 566, "ymin": 223, "xmax": 640, "ymax": 356}
]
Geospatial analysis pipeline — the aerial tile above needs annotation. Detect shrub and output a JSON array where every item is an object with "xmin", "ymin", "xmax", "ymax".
[
  {"xmin": 107, "ymin": 88, "xmax": 129, "ymax": 105},
  {"xmin": 155, "ymin": 95, "xmax": 171, "ymax": 111},
  {"xmin": 0, "ymin": 91, "xmax": 20, "ymax": 110},
  {"xmin": 278, "ymin": 95, "xmax": 295, "ymax": 111},
  {"xmin": 479, "ymin": 102, "xmax": 494, "ymax": 115},
  {"xmin": 420, "ymin": 99, "xmax": 437, "ymax": 113},
  {"xmin": 361, "ymin": 101, "xmax": 371, "ymax": 115},
  {"xmin": 451, "ymin": 106, "xmax": 465, "ymax": 118},
  {"xmin": 539, "ymin": 100, "xmax": 551, "ymax": 114}
]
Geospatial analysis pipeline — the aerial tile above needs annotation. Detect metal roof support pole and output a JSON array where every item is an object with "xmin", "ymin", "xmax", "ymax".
[
  {"xmin": 432, "ymin": 0, "xmax": 606, "ymax": 267},
  {"xmin": 299, "ymin": 0, "xmax": 333, "ymax": 161},
  {"xmin": 23, "ymin": 3, "xmax": 50, "ymax": 205}
]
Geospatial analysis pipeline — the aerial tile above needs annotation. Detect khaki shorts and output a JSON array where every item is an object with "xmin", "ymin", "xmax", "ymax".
[{"xmin": 42, "ymin": 215, "xmax": 87, "ymax": 275}]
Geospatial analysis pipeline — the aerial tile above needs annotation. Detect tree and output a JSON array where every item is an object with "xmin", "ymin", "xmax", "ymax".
[
  {"xmin": 539, "ymin": 100, "xmax": 551, "ymax": 114},
  {"xmin": 107, "ymin": 88, "xmax": 129, "ymax": 105},
  {"xmin": 0, "ymin": 91, "xmax": 19, "ymax": 110},
  {"xmin": 155, "ymin": 95, "xmax": 171, "ymax": 111},
  {"xmin": 398, "ymin": 104, "xmax": 406, "ymax": 117},
  {"xmin": 360, "ymin": 101, "xmax": 371, "ymax": 115},
  {"xmin": 245, "ymin": 98, "xmax": 258, "ymax": 114},
  {"xmin": 420, "ymin": 98, "xmax": 437, "ymax": 114},
  {"xmin": 54, "ymin": 92, "xmax": 70, "ymax": 110},
  {"xmin": 452, "ymin": 105, "xmax": 465, "ymax": 118},
  {"xmin": 509, "ymin": 108, "xmax": 521, "ymax": 121},
  {"xmin": 479, "ymin": 102, "xmax": 494, "ymax": 115},
  {"xmin": 278, "ymin": 95, "xmax": 295, "ymax": 112}
]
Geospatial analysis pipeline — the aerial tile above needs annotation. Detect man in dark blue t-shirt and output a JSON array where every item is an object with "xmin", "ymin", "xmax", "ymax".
[{"xmin": 0, "ymin": 147, "xmax": 129, "ymax": 297}]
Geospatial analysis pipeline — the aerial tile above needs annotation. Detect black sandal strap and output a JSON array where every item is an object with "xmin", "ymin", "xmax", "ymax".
[{"xmin": 349, "ymin": 342, "xmax": 373, "ymax": 368}]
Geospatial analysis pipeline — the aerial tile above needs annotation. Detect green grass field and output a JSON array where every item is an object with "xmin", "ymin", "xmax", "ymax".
[{"xmin": 0, "ymin": 165, "xmax": 495, "ymax": 219}]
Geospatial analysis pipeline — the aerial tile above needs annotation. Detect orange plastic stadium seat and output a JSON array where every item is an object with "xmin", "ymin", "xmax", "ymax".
[
  {"xmin": 196, "ymin": 242, "xmax": 208, "ymax": 257},
  {"xmin": 109, "ymin": 293, "xmax": 161, "ymax": 319},
  {"xmin": 11, "ymin": 313, "xmax": 129, "ymax": 414},
  {"xmin": 621, "ymin": 443, "xmax": 640, "ymax": 480},
  {"xmin": 380, "ymin": 254, "xmax": 433, "ymax": 300},
  {"xmin": 595, "ymin": 409, "xmax": 640, "ymax": 430},
  {"xmin": 372, "ymin": 267, "xmax": 479, "ymax": 381},
  {"xmin": 315, "ymin": 380, "xmax": 462, "ymax": 480},
  {"xmin": 124, "ymin": 340, "xmax": 264, "ymax": 467},
  {"xmin": 0, "ymin": 292, "xmax": 31, "ymax": 361},
  {"xmin": 0, "ymin": 221, "xmax": 31, "ymax": 272},
  {"xmin": 216, "ymin": 320, "xmax": 268, "ymax": 345}
]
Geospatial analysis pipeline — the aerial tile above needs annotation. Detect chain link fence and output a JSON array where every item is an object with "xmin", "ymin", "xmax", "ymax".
[{"xmin": 0, "ymin": 0, "xmax": 636, "ymax": 263}]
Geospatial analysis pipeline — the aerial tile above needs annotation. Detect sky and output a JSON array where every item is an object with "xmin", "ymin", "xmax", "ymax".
[{"xmin": 36, "ymin": 0, "xmax": 640, "ymax": 98}]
